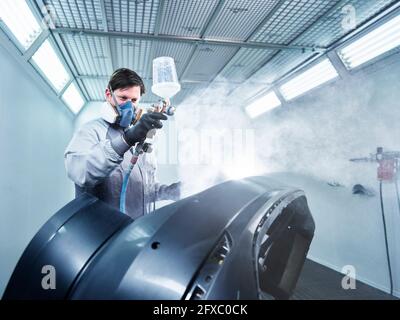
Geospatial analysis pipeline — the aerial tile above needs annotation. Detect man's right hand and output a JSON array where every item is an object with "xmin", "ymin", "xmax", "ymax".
[{"xmin": 123, "ymin": 112, "xmax": 168, "ymax": 146}]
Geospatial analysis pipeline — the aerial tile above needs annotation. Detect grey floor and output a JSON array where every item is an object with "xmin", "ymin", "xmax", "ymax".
[{"xmin": 292, "ymin": 259, "xmax": 397, "ymax": 300}]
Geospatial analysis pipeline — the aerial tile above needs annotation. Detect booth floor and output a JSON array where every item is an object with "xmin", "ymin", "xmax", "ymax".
[{"xmin": 292, "ymin": 259, "xmax": 398, "ymax": 300}]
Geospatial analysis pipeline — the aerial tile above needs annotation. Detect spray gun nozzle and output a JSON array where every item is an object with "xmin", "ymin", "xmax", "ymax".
[
  {"xmin": 165, "ymin": 106, "xmax": 176, "ymax": 116},
  {"xmin": 146, "ymin": 99, "xmax": 176, "ymax": 116}
]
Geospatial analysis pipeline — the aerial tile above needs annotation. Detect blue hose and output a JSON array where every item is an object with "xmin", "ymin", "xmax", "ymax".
[
  {"xmin": 119, "ymin": 164, "xmax": 134, "ymax": 214},
  {"xmin": 119, "ymin": 142, "xmax": 147, "ymax": 214}
]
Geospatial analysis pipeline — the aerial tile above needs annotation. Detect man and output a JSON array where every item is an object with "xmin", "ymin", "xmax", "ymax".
[{"xmin": 64, "ymin": 68, "xmax": 180, "ymax": 219}]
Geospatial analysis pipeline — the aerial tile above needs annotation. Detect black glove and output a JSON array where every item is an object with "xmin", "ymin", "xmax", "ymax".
[{"xmin": 123, "ymin": 112, "xmax": 167, "ymax": 146}]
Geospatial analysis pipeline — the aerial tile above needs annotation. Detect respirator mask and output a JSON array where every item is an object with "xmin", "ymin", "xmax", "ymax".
[{"xmin": 106, "ymin": 86, "xmax": 136, "ymax": 128}]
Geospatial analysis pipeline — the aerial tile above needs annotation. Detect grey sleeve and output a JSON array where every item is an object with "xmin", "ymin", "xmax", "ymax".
[{"xmin": 64, "ymin": 123, "xmax": 130, "ymax": 188}]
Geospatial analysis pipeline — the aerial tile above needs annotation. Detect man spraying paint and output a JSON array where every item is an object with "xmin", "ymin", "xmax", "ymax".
[{"xmin": 64, "ymin": 68, "xmax": 180, "ymax": 219}]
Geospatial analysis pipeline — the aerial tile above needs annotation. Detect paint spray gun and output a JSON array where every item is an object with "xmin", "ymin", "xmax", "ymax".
[
  {"xmin": 350, "ymin": 147, "xmax": 400, "ymax": 181},
  {"xmin": 120, "ymin": 57, "xmax": 181, "ymax": 214},
  {"xmin": 132, "ymin": 99, "xmax": 176, "ymax": 126}
]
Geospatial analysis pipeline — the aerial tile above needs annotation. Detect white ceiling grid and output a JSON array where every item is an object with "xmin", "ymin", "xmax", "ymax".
[
  {"xmin": 38, "ymin": 0, "xmax": 400, "ymax": 107},
  {"xmin": 83, "ymin": 77, "xmax": 108, "ymax": 100},
  {"xmin": 159, "ymin": 0, "xmax": 219, "ymax": 37},
  {"xmin": 110, "ymin": 38, "xmax": 153, "ymax": 78},
  {"xmin": 173, "ymin": 82, "xmax": 208, "ymax": 105},
  {"xmin": 61, "ymin": 34, "xmax": 114, "ymax": 75},
  {"xmin": 182, "ymin": 45, "xmax": 238, "ymax": 82},
  {"xmin": 218, "ymin": 48, "xmax": 276, "ymax": 83},
  {"xmin": 204, "ymin": 0, "xmax": 281, "ymax": 41},
  {"xmin": 250, "ymin": 50, "xmax": 317, "ymax": 85},
  {"xmin": 239, "ymin": 0, "xmax": 398, "ymax": 90},
  {"xmin": 293, "ymin": 0, "xmax": 399, "ymax": 47},
  {"xmin": 152, "ymin": 42, "xmax": 195, "ymax": 76},
  {"xmin": 250, "ymin": 0, "xmax": 340, "ymax": 44},
  {"xmin": 105, "ymin": 0, "xmax": 160, "ymax": 33},
  {"xmin": 45, "ymin": 0, "xmax": 104, "ymax": 29}
]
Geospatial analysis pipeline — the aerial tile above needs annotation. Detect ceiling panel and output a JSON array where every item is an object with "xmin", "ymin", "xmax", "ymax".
[
  {"xmin": 158, "ymin": 0, "xmax": 219, "ymax": 37},
  {"xmin": 104, "ymin": 0, "xmax": 160, "ymax": 33},
  {"xmin": 229, "ymin": 80, "xmax": 272, "ymax": 104},
  {"xmin": 218, "ymin": 48, "xmax": 277, "ymax": 83},
  {"xmin": 82, "ymin": 77, "xmax": 108, "ymax": 100},
  {"xmin": 292, "ymin": 0, "xmax": 399, "ymax": 47},
  {"xmin": 152, "ymin": 42, "xmax": 195, "ymax": 77},
  {"xmin": 173, "ymin": 82, "xmax": 208, "ymax": 106},
  {"xmin": 182, "ymin": 45, "xmax": 238, "ymax": 82},
  {"xmin": 62, "ymin": 34, "xmax": 113, "ymax": 76},
  {"xmin": 204, "ymin": 0, "xmax": 281, "ymax": 41},
  {"xmin": 141, "ymin": 79, "xmax": 161, "ymax": 103},
  {"xmin": 110, "ymin": 38, "xmax": 153, "ymax": 78},
  {"xmin": 44, "ymin": 0, "xmax": 104, "ymax": 29},
  {"xmin": 250, "ymin": 0, "xmax": 340, "ymax": 44},
  {"xmin": 249, "ymin": 50, "xmax": 318, "ymax": 85},
  {"xmin": 42, "ymin": 0, "xmax": 399, "ymax": 106}
]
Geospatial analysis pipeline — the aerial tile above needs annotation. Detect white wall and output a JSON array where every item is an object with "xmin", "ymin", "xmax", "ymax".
[
  {"xmin": 74, "ymin": 101, "xmax": 103, "ymax": 130},
  {"xmin": 0, "ymin": 42, "xmax": 75, "ymax": 296},
  {"xmin": 266, "ymin": 171, "xmax": 400, "ymax": 297},
  {"xmin": 252, "ymin": 52, "xmax": 400, "ymax": 296}
]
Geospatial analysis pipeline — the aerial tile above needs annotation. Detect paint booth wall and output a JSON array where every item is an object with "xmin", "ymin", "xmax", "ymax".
[
  {"xmin": 0, "ymin": 43, "xmax": 75, "ymax": 296},
  {"xmin": 253, "ymin": 52, "xmax": 400, "ymax": 296}
]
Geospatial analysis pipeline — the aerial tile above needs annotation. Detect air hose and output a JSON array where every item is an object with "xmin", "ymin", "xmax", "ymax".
[
  {"xmin": 119, "ymin": 142, "xmax": 152, "ymax": 214},
  {"xmin": 379, "ymin": 181, "xmax": 393, "ymax": 295}
]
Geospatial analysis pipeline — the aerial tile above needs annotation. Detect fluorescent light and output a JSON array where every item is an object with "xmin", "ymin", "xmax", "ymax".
[
  {"xmin": 0, "ymin": 0, "xmax": 42, "ymax": 49},
  {"xmin": 245, "ymin": 91, "xmax": 281, "ymax": 118},
  {"xmin": 62, "ymin": 83, "xmax": 85, "ymax": 114},
  {"xmin": 31, "ymin": 40, "xmax": 70, "ymax": 92},
  {"xmin": 339, "ymin": 14, "xmax": 400, "ymax": 69},
  {"xmin": 279, "ymin": 59, "xmax": 339, "ymax": 100}
]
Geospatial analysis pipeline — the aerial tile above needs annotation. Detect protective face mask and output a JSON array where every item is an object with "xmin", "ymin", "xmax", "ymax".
[
  {"xmin": 110, "ymin": 89, "xmax": 135, "ymax": 128},
  {"xmin": 118, "ymin": 100, "xmax": 134, "ymax": 128}
]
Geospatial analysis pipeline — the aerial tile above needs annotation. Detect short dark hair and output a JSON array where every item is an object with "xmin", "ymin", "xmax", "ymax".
[{"xmin": 108, "ymin": 68, "xmax": 145, "ymax": 95}]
